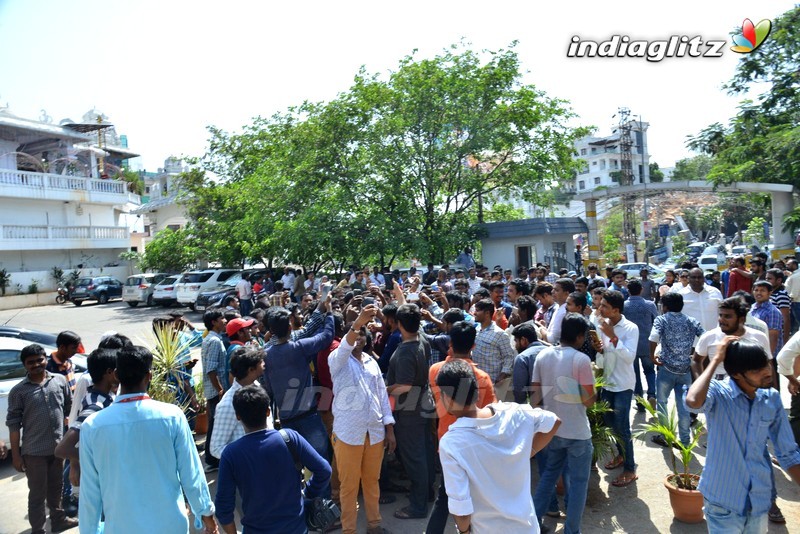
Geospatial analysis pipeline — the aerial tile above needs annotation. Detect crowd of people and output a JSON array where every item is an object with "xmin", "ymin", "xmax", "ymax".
[{"xmin": 6, "ymin": 252, "xmax": 800, "ymax": 533}]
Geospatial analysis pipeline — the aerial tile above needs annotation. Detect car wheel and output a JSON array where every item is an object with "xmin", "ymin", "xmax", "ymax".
[
  {"xmin": 73, "ymin": 300, "xmax": 82, "ymax": 307},
  {"xmin": 147, "ymin": 294, "xmax": 154, "ymax": 307},
  {"xmin": 188, "ymin": 303, "xmax": 196, "ymax": 311},
  {"xmin": 127, "ymin": 301, "xmax": 139, "ymax": 307},
  {"xmin": 98, "ymin": 293, "xmax": 109, "ymax": 304}
]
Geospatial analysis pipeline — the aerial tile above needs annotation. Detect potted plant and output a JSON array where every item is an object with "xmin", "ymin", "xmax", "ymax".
[
  {"xmin": 150, "ymin": 322, "xmax": 204, "ymax": 431},
  {"xmin": 588, "ymin": 375, "xmax": 621, "ymax": 465},
  {"xmin": 633, "ymin": 396, "xmax": 705, "ymax": 523}
]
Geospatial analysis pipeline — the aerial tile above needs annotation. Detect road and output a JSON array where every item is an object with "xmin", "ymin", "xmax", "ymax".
[{"xmin": 0, "ymin": 300, "xmax": 798, "ymax": 533}]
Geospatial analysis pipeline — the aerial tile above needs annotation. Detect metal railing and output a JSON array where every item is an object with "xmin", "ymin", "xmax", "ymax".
[
  {"xmin": 1, "ymin": 225, "xmax": 128, "ymax": 240},
  {"xmin": 0, "ymin": 169, "xmax": 129, "ymax": 195}
]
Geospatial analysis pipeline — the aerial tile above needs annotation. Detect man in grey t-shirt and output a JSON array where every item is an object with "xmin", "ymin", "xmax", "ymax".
[{"xmin": 531, "ymin": 313, "xmax": 596, "ymax": 533}]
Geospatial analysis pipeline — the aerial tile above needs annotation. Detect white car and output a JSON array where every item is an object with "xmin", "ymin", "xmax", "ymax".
[
  {"xmin": 175, "ymin": 269, "xmax": 240, "ymax": 310},
  {"xmin": 616, "ymin": 262, "xmax": 666, "ymax": 281},
  {"xmin": 0, "ymin": 338, "xmax": 87, "ymax": 443},
  {"xmin": 152, "ymin": 275, "xmax": 180, "ymax": 307},
  {"xmin": 698, "ymin": 254, "xmax": 724, "ymax": 272},
  {"xmin": 122, "ymin": 273, "xmax": 170, "ymax": 307}
]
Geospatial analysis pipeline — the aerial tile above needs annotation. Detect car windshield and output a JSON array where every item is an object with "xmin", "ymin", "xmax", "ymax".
[
  {"xmin": 76, "ymin": 277, "xmax": 94, "ymax": 286},
  {"xmin": 158, "ymin": 276, "xmax": 178, "ymax": 286},
  {"xmin": 222, "ymin": 274, "xmax": 242, "ymax": 287},
  {"xmin": 181, "ymin": 273, "xmax": 213, "ymax": 283},
  {"xmin": 125, "ymin": 277, "xmax": 142, "ymax": 286}
]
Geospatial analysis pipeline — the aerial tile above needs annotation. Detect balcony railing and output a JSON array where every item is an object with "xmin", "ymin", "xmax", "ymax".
[
  {"xmin": 1, "ymin": 225, "xmax": 128, "ymax": 240},
  {"xmin": 0, "ymin": 169, "xmax": 140, "ymax": 204}
]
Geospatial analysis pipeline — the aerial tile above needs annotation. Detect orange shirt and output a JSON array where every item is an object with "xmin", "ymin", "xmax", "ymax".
[{"xmin": 429, "ymin": 355, "xmax": 497, "ymax": 441}]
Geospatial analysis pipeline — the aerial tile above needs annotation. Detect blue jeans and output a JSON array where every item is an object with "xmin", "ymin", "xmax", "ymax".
[
  {"xmin": 791, "ymin": 302, "xmax": 800, "ymax": 334},
  {"xmin": 703, "ymin": 500, "xmax": 767, "ymax": 533},
  {"xmin": 633, "ymin": 355, "xmax": 656, "ymax": 399},
  {"xmin": 601, "ymin": 389, "xmax": 635, "ymax": 473},
  {"xmin": 656, "ymin": 367, "xmax": 692, "ymax": 445},
  {"xmin": 533, "ymin": 436, "xmax": 592, "ymax": 534},
  {"xmin": 282, "ymin": 411, "xmax": 331, "ymax": 497},
  {"xmin": 535, "ymin": 448, "xmax": 561, "ymax": 514}
]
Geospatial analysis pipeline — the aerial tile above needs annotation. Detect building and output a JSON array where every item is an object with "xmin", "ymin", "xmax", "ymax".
[
  {"xmin": 574, "ymin": 119, "xmax": 650, "ymax": 193},
  {"xmin": 131, "ymin": 156, "xmax": 190, "ymax": 252},
  {"xmin": 0, "ymin": 108, "xmax": 140, "ymax": 290},
  {"xmin": 479, "ymin": 217, "xmax": 588, "ymax": 273}
]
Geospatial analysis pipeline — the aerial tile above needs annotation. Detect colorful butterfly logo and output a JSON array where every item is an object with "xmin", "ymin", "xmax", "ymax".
[{"xmin": 730, "ymin": 18, "xmax": 771, "ymax": 53}]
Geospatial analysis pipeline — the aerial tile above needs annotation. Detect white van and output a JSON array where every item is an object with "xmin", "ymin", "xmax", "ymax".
[{"xmin": 175, "ymin": 269, "xmax": 240, "ymax": 310}]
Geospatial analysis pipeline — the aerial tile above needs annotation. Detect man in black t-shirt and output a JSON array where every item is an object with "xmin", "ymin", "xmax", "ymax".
[{"xmin": 386, "ymin": 304, "xmax": 435, "ymax": 520}]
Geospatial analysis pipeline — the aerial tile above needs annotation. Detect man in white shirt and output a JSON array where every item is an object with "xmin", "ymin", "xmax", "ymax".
[
  {"xmin": 436, "ymin": 359, "xmax": 560, "ymax": 534},
  {"xmin": 538, "ymin": 278, "xmax": 574, "ymax": 345},
  {"xmin": 280, "ymin": 267, "xmax": 296, "ymax": 297},
  {"xmin": 679, "ymin": 268, "xmax": 724, "ymax": 332},
  {"xmin": 466, "ymin": 268, "xmax": 483, "ymax": 297},
  {"xmin": 368, "ymin": 267, "xmax": 385, "ymax": 287},
  {"xmin": 593, "ymin": 289, "xmax": 639, "ymax": 487},
  {"xmin": 785, "ymin": 267, "xmax": 800, "ymax": 334},
  {"xmin": 235, "ymin": 274, "xmax": 253, "ymax": 317},
  {"xmin": 777, "ymin": 330, "xmax": 800, "ymax": 447}
]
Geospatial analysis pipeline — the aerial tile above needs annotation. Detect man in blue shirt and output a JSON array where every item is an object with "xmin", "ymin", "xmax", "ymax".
[
  {"xmin": 79, "ymin": 346, "xmax": 216, "ymax": 534},
  {"xmin": 215, "ymin": 384, "xmax": 331, "ymax": 534},
  {"xmin": 686, "ymin": 338, "xmax": 800, "ymax": 533}
]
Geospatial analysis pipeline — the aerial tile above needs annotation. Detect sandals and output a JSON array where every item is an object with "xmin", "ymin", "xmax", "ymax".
[
  {"xmin": 393, "ymin": 506, "xmax": 427, "ymax": 519},
  {"xmin": 611, "ymin": 473, "xmax": 638, "ymax": 487},
  {"xmin": 604, "ymin": 457, "xmax": 624, "ymax": 470},
  {"xmin": 379, "ymin": 494, "xmax": 396, "ymax": 505},
  {"xmin": 769, "ymin": 503, "xmax": 786, "ymax": 524}
]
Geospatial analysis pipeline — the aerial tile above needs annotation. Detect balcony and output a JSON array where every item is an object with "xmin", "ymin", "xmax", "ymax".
[
  {"xmin": 0, "ymin": 224, "xmax": 129, "ymax": 251},
  {"xmin": 0, "ymin": 169, "xmax": 141, "ymax": 205}
]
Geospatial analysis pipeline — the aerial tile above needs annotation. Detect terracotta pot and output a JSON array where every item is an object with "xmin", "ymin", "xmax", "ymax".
[
  {"xmin": 195, "ymin": 411, "xmax": 208, "ymax": 434},
  {"xmin": 664, "ymin": 474, "xmax": 704, "ymax": 523}
]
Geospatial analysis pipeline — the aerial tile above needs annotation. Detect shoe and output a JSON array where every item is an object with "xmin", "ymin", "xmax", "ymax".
[
  {"xmin": 651, "ymin": 434, "xmax": 669, "ymax": 448},
  {"xmin": 393, "ymin": 506, "xmax": 427, "ymax": 519},
  {"xmin": 769, "ymin": 502, "xmax": 786, "ymax": 524},
  {"xmin": 648, "ymin": 397, "xmax": 657, "ymax": 411},
  {"xmin": 63, "ymin": 495, "xmax": 79, "ymax": 517},
  {"xmin": 204, "ymin": 463, "xmax": 218, "ymax": 473},
  {"xmin": 52, "ymin": 517, "xmax": 79, "ymax": 532},
  {"xmin": 545, "ymin": 510, "xmax": 566, "ymax": 520}
]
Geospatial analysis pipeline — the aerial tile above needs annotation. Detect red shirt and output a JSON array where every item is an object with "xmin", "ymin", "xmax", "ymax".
[
  {"xmin": 429, "ymin": 356, "xmax": 496, "ymax": 441},
  {"xmin": 316, "ymin": 338, "xmax": 341, "ymax": 410},
  {"xmin": 727, "ymin": 270, "xmax": 753, "ymax": 297}
]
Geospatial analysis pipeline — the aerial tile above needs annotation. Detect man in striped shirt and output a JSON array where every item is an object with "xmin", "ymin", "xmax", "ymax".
[
  {"xmin": 687, "ymin": 338, "xmax": 800, "ymax": 533},
  {"xmin": 47, "ymin": 330, "xmax": 82, "ymax": 394},
  {"xmin": 767, "ymin": 268, "xmax": 792, "ymax": 356}
]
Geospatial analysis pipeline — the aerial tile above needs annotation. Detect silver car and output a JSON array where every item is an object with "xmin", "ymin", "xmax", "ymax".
[{"xmin": 122, "ymin": 273, "xmax": 170, "ymax": 307}]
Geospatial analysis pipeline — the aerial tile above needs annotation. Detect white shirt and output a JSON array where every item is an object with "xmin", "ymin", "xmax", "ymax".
[
  {"xmin": 679, "ymin": 284, "xmax": 724, "ymax": 333},
  {"xmin": 545, "ymin": 303, "xmax": 566, "ymax": 344},
  {"xmin": 777, "ymin": 330, "xmax": 800, "ymax": 376},
  {"xmin": 280, "ymin": 273, "xmax": 295, "ymax": 291},
  {"xmin": 439, "ymin": 403, "xmax": 558, "ymax": 533},
  {"xmin": 235, "ymin": 278, "xmax": 252, "ymax": 300},
  {"xmin": 786, "ymin": 271, "xmax": 800, "ymax": 302},
  {"xmin": 329, "ymin": 337, "xmax": 395, "ymax": 446},
  {"xmin": 304, "ymin": 278, "xmax": 320, "ymax": 291},
  {"xmin": 695, "ymin": 327, "xmax": 771, "ymax": 377},
  {"xmin": 369, "ymin": 273, "xmax": 385, "ymax": 286},
  {"xmin": 598, "ymin": 315, "xmax": 639, "ymax": 392},
  {"xmin": 467, "ymin": 277, "xmax": 483, "ymax": 296}
]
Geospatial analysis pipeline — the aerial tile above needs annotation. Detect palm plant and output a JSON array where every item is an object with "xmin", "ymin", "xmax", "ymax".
[
  {"xmin": 0, "ymin": 268, "xmax": 11, "ymax": 296},
  {"xmin": 588, "ymin": 374, "xmax": 621, "ymax": 463},
  {"xmin": 149, "ymin": 323, "xmax": 196, "ymax": 409},
  {"xmin": 632, "ymin": 395, "xmax": 705, "ymax": 490}
]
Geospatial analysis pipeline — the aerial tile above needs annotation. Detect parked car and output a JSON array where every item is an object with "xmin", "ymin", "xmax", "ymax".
[
  {"xmin": 0, "ymin": 327, "xmax": 87, "ymax": 354},
  {"xmin": 152, "ymin": 275, "xmax": 180, "ymax": 307},
  {"xmin": 175, "ymin": 269, "xmax": 240, "ymax": 310},
  {"xmin": 728, "ymin": 245, "xmax": 748, "ymax": 257},
  {"xmin": 616, "ymin": 262, "xmax": 666, "ymax": 282},
  {"xmin": 0, "ymin": 337, "xmax": 87, "ymax": 443},
  {"xmin": 71, "ymin": 276, "xmax": 124, "ymax": 306},
  {"xmin": 122, "ymin": 273, "xmax": 170, "ymax": 307},
  {"xmin": 698, "ymin": 254, "xmax": 724, "ymax": 272},
  {"xmin": 686, "ymin": 241, "xmax": 709, "ymax": 260},
  {"xmin": 194, "ymin": 269, "xmax": 267, "ymax": 312}
]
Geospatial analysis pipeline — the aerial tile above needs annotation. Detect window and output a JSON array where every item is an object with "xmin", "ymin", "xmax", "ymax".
[
  {"xmin": 580, "ymin": 148, "xmax": 587, "ymax": 156},
  {"xmin": 594, "ymin": 177, "xmax": 601, "ymax": 184},
  {"xmin": 145, "ymin": 186, "xmax": 150, "ymax": 194},
  {"xmin": 579, "ymin": 180, "xmax": 585, "ymax": 189},
  {"xmin": 591, "ymin": 148, "xmax": 597, "ymax": 154},
  {"xmin": 600, "ymin": 160, "xmax": 606, "ymax": 170}
]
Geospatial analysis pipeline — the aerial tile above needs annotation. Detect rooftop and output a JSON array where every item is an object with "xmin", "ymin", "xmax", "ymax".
[{"xmin": 481, "ymin": 217, "xmax": 588, "ymax": 239}]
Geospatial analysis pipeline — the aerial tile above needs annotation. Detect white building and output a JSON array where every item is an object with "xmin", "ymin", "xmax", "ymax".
[
  {"xmin": 574, "ymin": 119, "xmax": 650, "ymax": 192},
  {"xmin": 0, "ymin": 108, "xmax": 140, "ymax": 290},
  {"xmin": 131, "ymin": 156, "xmax": 190, "ymax": 252}
]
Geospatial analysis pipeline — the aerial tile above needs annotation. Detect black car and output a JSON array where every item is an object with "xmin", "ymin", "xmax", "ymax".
[{"xmin": 194, "ymin": 269, "xmax": 267, "ymax": 312}]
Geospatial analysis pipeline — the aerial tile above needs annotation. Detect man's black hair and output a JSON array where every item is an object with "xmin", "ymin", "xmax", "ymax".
[
  {"xmin": 753, "ymin": 280, "xmax": 773, "ymax": 292},
  {"xmin": 87, "ymin": 348, "xmax": 118, "ymax": 384},
  {"xmin": 575, "ymin": 276, "xmax": 589, "ymax": 287},
  {"xmin": 332, "ymin": 312, "xmax": 345, "ymax": 338},
  {"xmin": 767, "ymin": 268, "xmax": 786, "ymax": 283},
  {"xmin": 721, "ymin": 295, "xmax": 749, "ymax": 317},
  {"xmin": 449, "ymin": 321, "xmax": 477, "ymax": 354},
  {"xmin": 446, "ymin": 291, "xmax": 466, "ymax": 309},
  {"xmin": 223, "ymin": 310, "xmax": 241, "ymax": 322},
  {"xmin": 442, "ymin": 309, "xmax": 466, "ymax": 325},
  {"xmin": 267, "ymin": 307, "xmax": 292, "ymax": 338},
  {"xmin": 534, "ymin": 282, "xmax": 553, "ymax": 296},
  {"xmin": 587, "ymin": 280, "xmax": 606, "ymax": 292},
  {"xmin": 661, "ymin": 292, "xmax": 684, "ymax": 313},
  {"xmin": 512, "ymin": 322, "xmax": 538, "ymax": 343},
  {"xmin": 568, "ymin": 292, "xmax": 587, "ymax": 310},
  {"xmin": 517, "ymin": 295, "xmax": 537, "ymax": 319},
  {"xmin": 611, "ymin": 268, "xmax": 626, "ymax": 279},
  {"xmin": 223, "ymin": 295, "xmax": 238, "ymax": 307},
  {"xmin": 555, "ymin": 278, "xmax": 575, "ymax": 294},
  {"xmin": 230, "ymin": 346, "xmax": 264, "ymax": 381},
  {"xmin": 116, "ymin": 346, "xmax": 153, "ymax": 389},
  {"xmin": 273, "ymin": 281, "xmax": 284, "ymax": 291},
  {"xmin": 561, "ymin": 313, "xmax": 589, "ymax": 345},
  {"xmin": 627, "ymin": 279, "xmax": 642, "ymax": 296},
  {"xmin": 233, "ymin": 384, "xmax": 272, "ymax": 429},
  {"xmin": 436, "ymin": 359, "xmax": 479, "ymax": 407},
  {"xmin": 488, "ymin": 280, "xmax": 504, "ymax": 292},
  {"xmin": 602, "ymin": 290, "xmax": 625, "ymax": 313},
  {"xmin": 56, "ymin": 330, "xmax": 81, "ymax": 349},
  {"xmin": 724, "ymin": 339, "xmax": 769, "ymax": 377},
  {"xmin": 203, "ymin": 310, "xmax": 224, "ymax": 331},
  {"xmin": 509, "ymin": 279, "xmax": 532, "ymax": 296},
  {"xmin": 98, "ymin": 333, "xmax": 133, "ymax": 350},
  {"xmin": 474, "ymin": 298, "xmax": 495, "ymax": 314},
  {"xmin": 20, "ymin": 343, "xmax": 46, "ymax": 364},
  {"xmin": 396, "ymin": 304, "xmax": 422, "ymax": 334},
  {"xmin": 473, "ymin": 288, "xmax": 490, "ymax": 299},
  {"xmin": 382, "ymin": 303, "xmax": 398, "ymax": 321}
]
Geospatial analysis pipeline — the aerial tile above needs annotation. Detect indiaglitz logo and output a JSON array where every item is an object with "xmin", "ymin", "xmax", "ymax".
[
  {"xmin": 567, "ymin": 35, "xmax": 726, "ymax": 62},
  {"xmin": 730, "ymin": 18, "xmax": 771, "ymax": 53}
]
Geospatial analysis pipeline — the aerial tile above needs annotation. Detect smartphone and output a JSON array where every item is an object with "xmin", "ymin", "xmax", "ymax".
[
  {"xmin": 321, "ymin": 283, "xmax": 331, "ymax": 299},
  {"xmin": 407, "ymin": 292, "xmax": 420, "ymax": 302},
  {"xmin": 363, "ymin": 296, "xmax": 376, "ymax": 307},
  {"xmin": 385, "ymin": 273, "xmax": 395, "ymax": 291},
  {"xmin": 588, "ymin": 330, "xmax": 600, "ymax": 344}
]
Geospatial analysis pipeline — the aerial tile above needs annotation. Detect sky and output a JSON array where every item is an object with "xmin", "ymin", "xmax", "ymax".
[{"xmin": 0, "ymin": 0, "xmax": 795, "ymax": 172}]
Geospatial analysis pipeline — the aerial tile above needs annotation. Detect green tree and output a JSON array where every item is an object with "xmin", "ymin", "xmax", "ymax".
[
  {"xmin": 599, "ymin": 207, "xmax": 624, "ymax": 261},
  {"xmin": 141, "ymin": 228, "xmax": 201, "ymax": 273},
  {"xmin": 648, "ymin": 162, "xmax": 665, "ymax": 183},
  {"xmin": 744, "ymin": 216, "xmax": 769, "ymax": 248},
  {"xmin": 670, "ymin": 154, "xmax": 713, "ymax": 182},
  {"xmin": 483, "ymin": 203, "xmax": 527, "ymax": 223}
]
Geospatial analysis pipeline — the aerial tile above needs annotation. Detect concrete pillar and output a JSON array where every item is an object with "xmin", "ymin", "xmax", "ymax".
[
  {"xmin": 585, "ymin": 199, "xmax": 600, "ymax": 261},
  {"xmin": 771, "ymin": 190, "xmax": 794, "ymax": 253}
]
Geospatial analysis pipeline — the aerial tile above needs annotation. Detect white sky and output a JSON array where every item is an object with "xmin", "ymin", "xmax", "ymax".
[{"xmin": 0, "ymin": 0, "xmax": 794, "ymax": 172}]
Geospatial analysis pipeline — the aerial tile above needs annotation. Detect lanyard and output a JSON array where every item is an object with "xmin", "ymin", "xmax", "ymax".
[{"xmin": 117, "ymin": 394, "xmax": 151, "ymax": 404}]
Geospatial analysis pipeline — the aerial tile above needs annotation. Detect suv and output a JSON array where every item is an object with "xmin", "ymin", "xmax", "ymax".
[
  {"xmin": 152, "ymin": 275, "xmax": 180, "ymax": 307},
  {"xmin": 71, "ymin": 276, "xmax": 124, "ymax": 306},
  {"xmin": 175, "ymin": 269, "xmax": 240, "ymax": 310},
  {"xmin": 194, "ymin": 269, "xmax": 267, "ymax": 312},
  {"xmin": 122, "ymin": 273, "xmax": 170, "ymax": 307}
]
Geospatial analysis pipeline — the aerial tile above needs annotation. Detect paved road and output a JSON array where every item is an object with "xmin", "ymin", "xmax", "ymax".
[{"xmin": 0, "ymin": 300, "xmax": 799, "ymax": 533}]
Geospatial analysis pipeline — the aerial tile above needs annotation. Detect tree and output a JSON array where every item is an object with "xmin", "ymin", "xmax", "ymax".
[
  {"xmin": 670, "ymin": 154, "xmax": 713, "ymax": 182},
  {"xmin": 141, "ymin": 228, "xmax": 201, "ymax": 273},
  {"xmin": 193, "ymin": 43, "xmax": 588, "ymax": 268},
  {"xmin": 648, "ymin": 162, "xmax": 665, "ymax": 183},
  {"xmin": 688, "ymin": 7, "xmax": 800, "ymax": 229},
  {"xmin": 599, "ymin": 206, "xmax": 624, "ymax": 261}
]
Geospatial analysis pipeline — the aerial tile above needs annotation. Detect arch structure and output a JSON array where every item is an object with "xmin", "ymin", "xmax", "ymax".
[{"xmin": 574, "ymin": 181, "xmax": 796, "ymax": 261}]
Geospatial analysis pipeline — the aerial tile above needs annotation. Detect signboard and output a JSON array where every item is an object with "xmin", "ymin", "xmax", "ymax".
[
  {"xmin": 641, "ymin": 221, "xmax": 652, "ymax": 240},
  {"xmin": 626, "ymin": 244, "xmax": 636, "ymax": 262},
  {"xmin": 659, "ymin": 224, "xmax": 670, "ymax": 238},
  {"xmin": 652, "ymin": 246, "xmax": 668, "ymax": 261}
]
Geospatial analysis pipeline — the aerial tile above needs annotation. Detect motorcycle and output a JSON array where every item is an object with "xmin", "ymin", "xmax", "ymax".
[{"xmin": 55, "ymin": 286, "xmax": 70, "ymax": 304}]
